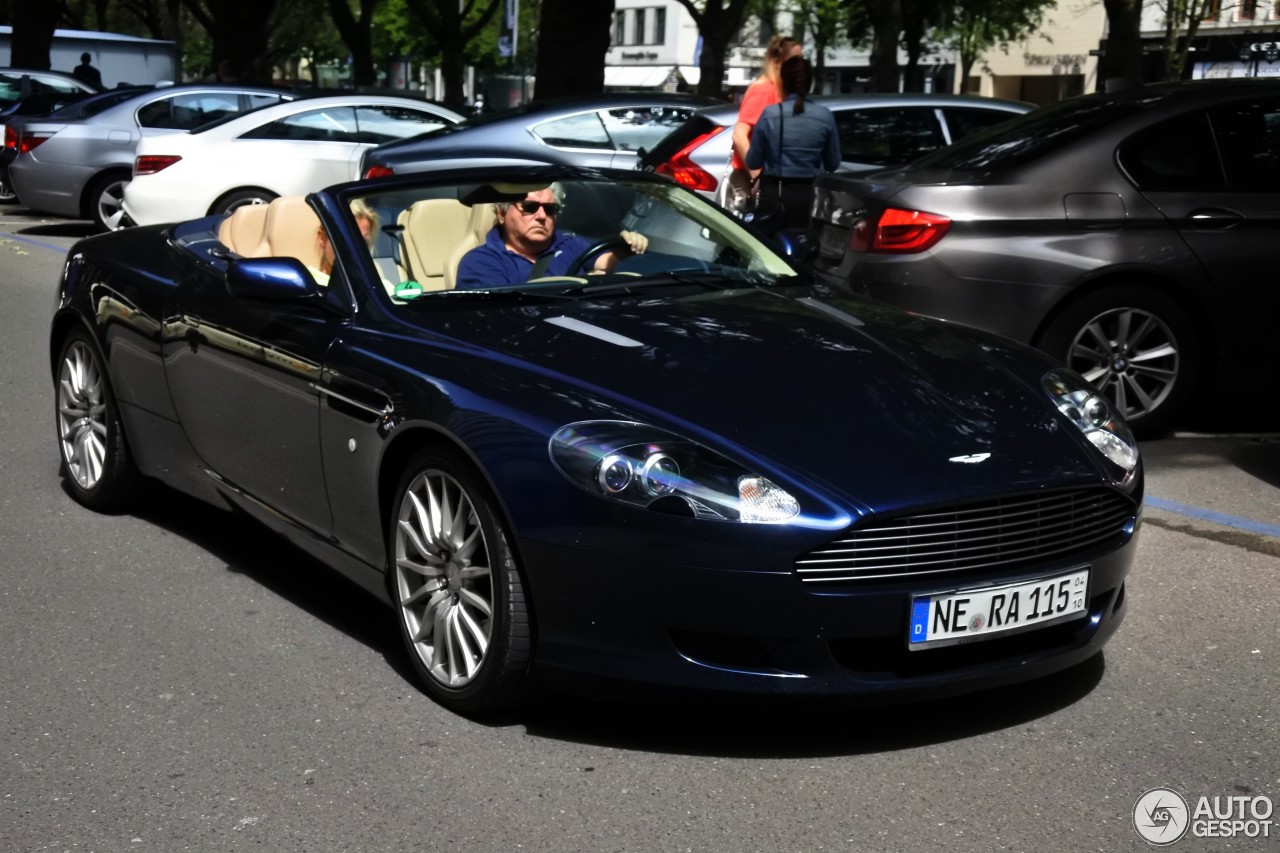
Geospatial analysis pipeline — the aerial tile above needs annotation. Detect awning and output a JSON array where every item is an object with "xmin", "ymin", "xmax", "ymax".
[
  {"xmin": 604, "ymin": 66, "xmax": 678, "ymax": 88},
  {"xmin": 678, "ymin": 66, "xmax": 701, "ymax": 85}
]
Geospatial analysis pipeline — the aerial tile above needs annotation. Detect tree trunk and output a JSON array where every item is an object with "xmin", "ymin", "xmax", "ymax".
[
  {"xmin": 9, "ymin": 2, "xmax": 61, "ymax": 70},
  {"xmin": 534, "ymin": 0, "xmax": 613, "ymax": 98},
  {"xmin": 675, "ymin": 0, "xmax": 750, "ymax": 99},
  {"xmin": 867, "ymin": 0, "xmax": 902, "ymax": 93},
  {"xmin": 329, "ymin": 0, "xmax": 380, "ymax": 87},
  {"xmin": 1101, "ymin": 0, "xmax": 1144, "ymax": 90}
]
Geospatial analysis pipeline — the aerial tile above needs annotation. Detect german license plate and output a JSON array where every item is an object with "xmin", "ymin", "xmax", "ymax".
[
  {"xmin": 908, "ymin": 568, "xmax": 1090, "ymax": 649},
  {"xmin": 819, "ymin": 223, "xmax": 848, "ymax": 257}
]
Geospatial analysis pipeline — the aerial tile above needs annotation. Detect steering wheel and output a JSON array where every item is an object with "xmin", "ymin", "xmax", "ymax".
[{"xmin": 564, "ymin": 237, "xmax": 627, "ymax": 275}]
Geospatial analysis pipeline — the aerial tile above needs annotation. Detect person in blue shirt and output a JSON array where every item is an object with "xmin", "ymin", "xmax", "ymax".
[
  {"xmin": 455, "ymin": 184, "xmax": 647, "ymax": 289},
  {"xmin": 745, "ymin": 56, "xmax": 841, "ymax": 230}
]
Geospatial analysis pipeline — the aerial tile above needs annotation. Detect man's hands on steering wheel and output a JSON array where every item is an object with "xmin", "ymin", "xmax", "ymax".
[{"xmin": 565, "ymin": 230, "xmax": 649, "ymax": 275}]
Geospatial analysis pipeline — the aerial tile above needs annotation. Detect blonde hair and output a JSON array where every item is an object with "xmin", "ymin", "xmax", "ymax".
[
  {"xmin": 764, "ymin": 35, "xmax": 801, "ymax": 71},
  {"xmin": 350, "ymin": 198, "xmax": 379, "ymax": 246}
]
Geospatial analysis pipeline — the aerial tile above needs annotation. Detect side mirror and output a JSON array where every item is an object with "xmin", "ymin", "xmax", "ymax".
[{"xmin": 226, "ymin": 257, "xmax": 323, "ymax": 302}]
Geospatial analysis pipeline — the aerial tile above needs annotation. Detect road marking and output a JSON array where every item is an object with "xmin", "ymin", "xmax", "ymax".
[
  {"xmin": 1147, "ymin": 495, "xmax": 1280, "ymax": 539},
  {"xmin": 1, "ymin": 233, "xmax": 69, "ymax": 254}
]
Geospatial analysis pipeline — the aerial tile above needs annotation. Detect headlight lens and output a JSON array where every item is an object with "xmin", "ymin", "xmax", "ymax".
[
  {"xmin": 550, "ymin": 421, "xmax": 800, "ymax": 523},
  {"xmin": 1042, "ymin": 369, "xmax": 1139, "ymax": 480}
]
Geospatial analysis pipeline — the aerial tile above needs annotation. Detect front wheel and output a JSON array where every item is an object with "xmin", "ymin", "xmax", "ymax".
[
  {"xmin": 389, "ymin": 449, "xmax": 533, "ymax": 714},
  {"xmin": 1039, "ymin": 285, "xmax": 1200, "ymax": 438},
  {"xmin": 55, "ymin": 327, "xmax": 138, "ymax": 511}
]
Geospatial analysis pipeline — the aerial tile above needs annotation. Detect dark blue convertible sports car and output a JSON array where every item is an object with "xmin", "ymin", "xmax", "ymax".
[{"xmin": 51, "ymin": 165, "xmax": 1143, "ymax": 715}]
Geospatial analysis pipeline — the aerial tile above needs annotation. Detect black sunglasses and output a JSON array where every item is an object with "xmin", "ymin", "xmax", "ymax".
[{"xmin": 513, "ymin": 200, "xmax": 561, "ymax": 216}]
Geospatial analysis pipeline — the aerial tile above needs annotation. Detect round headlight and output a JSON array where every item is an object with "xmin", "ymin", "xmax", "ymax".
[
  {"xmin": 641, "ymin": 453, "xmax": 680, "ymax": 496},
  {"xmin": 597, "ymin": 454, "xmax": 633, "ymax": 494}
]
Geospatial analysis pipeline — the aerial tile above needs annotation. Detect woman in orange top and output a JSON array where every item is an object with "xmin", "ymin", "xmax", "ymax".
[{"xmin": 731, "ymin": 35, "xmax": 803, "ymax": 178}]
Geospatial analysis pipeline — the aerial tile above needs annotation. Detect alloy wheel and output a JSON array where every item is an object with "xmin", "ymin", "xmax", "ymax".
[
  {"xmin": 57, "ymin": 338, "xmax": 108, "ymax": 490},
  {"xmin": 394, "ymin": 468, "xmax": 494, "ymax": 688},
  {"xmin": 1067, "ymin": 306, "xmax": 1179, "ymax": 423}
]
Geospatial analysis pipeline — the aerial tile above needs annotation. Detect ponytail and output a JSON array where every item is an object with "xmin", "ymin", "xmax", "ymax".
[{"xmin": 779, "ymin": 56, "xmax": 812, "ymax": 114}]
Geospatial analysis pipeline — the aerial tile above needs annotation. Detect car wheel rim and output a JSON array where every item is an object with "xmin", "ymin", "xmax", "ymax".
[
  {"xmin": 394, "ymin": 469, "xmax": 493, "ymax": 688},
  {"xmin": 57, "ymin": 340, "xmax": 108, "ymax": 490},
  {"xmin": 1067, "ymin": 306, "xmax": 1178, "ymax": 422},
  {"xmin": 99, "ymin": 181, "xmax": 129, "ymax": 230}
]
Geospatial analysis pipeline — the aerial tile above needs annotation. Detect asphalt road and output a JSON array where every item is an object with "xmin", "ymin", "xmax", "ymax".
[{"xmin": 1, "ymin": 208, "xmax": 1277, "ymax": 853}]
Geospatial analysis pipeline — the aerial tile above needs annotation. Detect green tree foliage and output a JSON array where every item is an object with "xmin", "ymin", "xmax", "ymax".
[
  {"xmin": 935, "ymin": 0, "xmax": 1054, "ymax": 92},
  {"xmin": 399, "ymin": 0, "xmax": 502, "ymax": 109}
]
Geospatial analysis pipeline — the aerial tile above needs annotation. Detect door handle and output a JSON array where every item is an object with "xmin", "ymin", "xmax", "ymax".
[{"xmin": 1186, "ymin": 208, "xmax": 1244, "ymax": 228}]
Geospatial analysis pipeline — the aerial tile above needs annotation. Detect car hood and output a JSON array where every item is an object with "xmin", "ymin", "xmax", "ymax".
[{"xmin": 413, "ymin": 283, "xmax": 1109, "ymax": 516}]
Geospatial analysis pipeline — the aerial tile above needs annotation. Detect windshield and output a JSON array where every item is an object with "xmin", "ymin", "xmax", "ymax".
[{"xmin": 339, "ymin": 174, "xmax": 798, "ymax": 306}]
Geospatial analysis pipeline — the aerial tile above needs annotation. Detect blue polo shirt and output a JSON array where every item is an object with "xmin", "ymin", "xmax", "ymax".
[{"xmin": 455, "ymin": 227, "xmax": 594, "ymax": 290}]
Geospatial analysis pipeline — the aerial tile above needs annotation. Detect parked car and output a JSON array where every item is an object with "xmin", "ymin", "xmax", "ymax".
[
  {"xmin": 122, "ymin": 95, "xmax": 463, "ymax": 226},
  {"xmin": 9, "ymin": 84, "xmax": 297, "ymax": 230},
  {"xmin": 50, "ymin": 163, "xmax": 1141, "ymax": 715},
  {"xmin": 639, "ymin": 93, "xmax": 1032, "ymax": 205},
  {"xmin": 809, "ymin": 78, "xmax": 1280, "ymax": 437},
  {"xmin": 0, "ymin": 68, "xmax": 101, "ymax": 202},
  {"xmin": 360, "ymin": 92, "xmax": 720, "ymax": 177}
]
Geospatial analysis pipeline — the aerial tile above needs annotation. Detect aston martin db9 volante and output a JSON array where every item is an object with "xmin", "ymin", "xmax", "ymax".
[{"xmin": 51, "ymin": 165, "xmax": 1142, "ymax": 715}]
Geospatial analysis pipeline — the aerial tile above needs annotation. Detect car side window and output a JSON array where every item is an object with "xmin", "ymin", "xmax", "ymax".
[
  {"xmin": 1119, "ymin": 113, "xmax": 1225, "ymax": 192},
  {"xmin": 834, "ymin": 107, "xmax": 944, "ymax": 167},
  {"xmin": 1210, "ymin": 97, "xmax": 1280, "ymax": 192},
  {"xmin": 354, "ymin": 105, "xmax": 451, "ymax": 144},
  {"xmin": 241, "ymin": 106, "xmax": 359, "ymax": 142},
  {"xmin": 138, "ymin": 92, "xmax": 246, "ymax": 130},
  {"xmin": 942, "ymin": 107, "xmax": 1019, "ymax": 143},
  {"xmin": 599, "ymin": 106, "xmax": 695, "ymax": 153},
  {"xmin": 531, "ymin": 112, "xmax": 613, "ymax": 150}
]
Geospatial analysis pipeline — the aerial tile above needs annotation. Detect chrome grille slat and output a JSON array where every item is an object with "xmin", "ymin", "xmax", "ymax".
[{"xmin": 795, "ymin": 488, "xmax": 1135, "ymax": 584}]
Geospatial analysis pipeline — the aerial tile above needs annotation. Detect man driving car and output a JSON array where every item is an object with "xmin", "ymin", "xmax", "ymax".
[{"xmin": 455, "ymin": 184, "xmax": 647, "ymax": 289}]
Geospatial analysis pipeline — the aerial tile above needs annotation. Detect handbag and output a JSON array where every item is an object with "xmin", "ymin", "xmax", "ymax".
[
  {"xmin": 745, "ymin": 104, "xmax": 786, "ymax": 232},
  {"xmin": 723, "ymin": 166, "xmax": 759, "ymax": 215}
]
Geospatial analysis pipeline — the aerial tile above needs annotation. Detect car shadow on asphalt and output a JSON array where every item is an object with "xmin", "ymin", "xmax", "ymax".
[
  {"xmin": 15, "ymin": 221, "xmax": 99, "ymax": 238},
  {"xmin": 124, "ymin": 480, "xmax": 1108, "ymax": 758}
]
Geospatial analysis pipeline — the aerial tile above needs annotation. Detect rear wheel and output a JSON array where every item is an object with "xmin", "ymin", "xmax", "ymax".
[
  {"xmin": 86, "ymin": 171, "xmax": 132, "ymax": 231},
  {"xmin": 389, "ymin": 448, "xmax": 533, "ymax": 714},
  {"xmin": 211, "ymin": 188, "xmax": 277, "ymax": 216},
  {"xmin": 0, "ymin": 173, "xmax": 16, "ymax": 204},
  {"xmin": 1039, "ymin": 285, "xmax": 1200, "ymax": 437},
  {"xmin": 55, "ymin": 327, "xmax": 138, "ymax": 511}
]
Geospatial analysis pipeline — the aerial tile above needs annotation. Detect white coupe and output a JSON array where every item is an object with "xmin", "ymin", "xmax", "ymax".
[{"xmin": 123, "ymin": 94, "xmax": 462, "ymax": 226}]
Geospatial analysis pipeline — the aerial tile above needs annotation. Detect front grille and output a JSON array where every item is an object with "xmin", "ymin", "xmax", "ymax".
[{"xmin": 796, "ymin": 487, "xmax": 1135, "ymax": 584}]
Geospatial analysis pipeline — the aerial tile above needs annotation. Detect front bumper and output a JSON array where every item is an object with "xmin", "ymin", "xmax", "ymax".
[{"xmin": 518, "ymin": 516, "xmax": 1138, "ymax": 705}]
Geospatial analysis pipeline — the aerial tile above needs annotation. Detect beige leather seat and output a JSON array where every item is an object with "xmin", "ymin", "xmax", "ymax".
[
  {"xmin": 217, "ymin": 196, "xmax": 322, "ymax": 272},
  {"xmin": 395, "ymin": 199, "xmax": 472, "ymax": 291},
  {"xmin": 443, "ymin": 203, "xmax": 497, "ymax": 290}
]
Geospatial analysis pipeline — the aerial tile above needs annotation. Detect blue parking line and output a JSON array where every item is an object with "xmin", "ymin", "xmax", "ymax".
[
  {"xmin": 2, "ymin": 233, "xmax": 69, "ymax": 254},
  {"xmin": 1147, "ymin": 496, "xmax": 1280, "ymax": 538}
]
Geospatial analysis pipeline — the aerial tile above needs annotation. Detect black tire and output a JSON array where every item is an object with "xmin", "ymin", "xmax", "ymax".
[
  {"xmin": 55, "ymin": 327, "xmax": 138, "ymax": 512},
  {"xmin": 211, "ymin": 188, "xmax": 277, "ymax": 217},
  {"xmin": 0, "ymin": 173, "xmax": 17, "ymax": 204},
  {"xmin": 86, "ymin": 171, "xmax": 132, "ymax": 232},
  {"xmin": 1038, "ymin": 284, "xmax": 1200, "ymax": 438},
  {"xmin": 388, "ymin": 448, "xmax": 533, "ymax": 714}
]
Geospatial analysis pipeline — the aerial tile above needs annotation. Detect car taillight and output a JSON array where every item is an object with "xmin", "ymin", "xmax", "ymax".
[
  {"xmin": 134, "ymin": 155, "xmax": 181, "ymax": 176},
  {"xmin": 364, "ymin": 165, "xmax": 394, "ymax": 179},
  {"xmin": 654, "ymin": 127, "xmax": 723, "ymax": 192},
  {"xmin": 850, "ymin": 207, "xmax": 952, "ymax": 254},
  {"xmin": 3, "ymin": 126, "xmax": 15, "ymax": 151},
  {"xmin": 18, "ymin": 131, "xmax": 52, "ymax": 154}
]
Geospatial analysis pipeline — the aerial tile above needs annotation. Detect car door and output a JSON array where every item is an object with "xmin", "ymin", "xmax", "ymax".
[
  {"xmin": 162, "ymin": 250, "xmax": 341, "ymax": 535},
  {"xmin": 1120, "ymin": 97, "xmax": 1280, "ymax": 377},
  {"xmin": 239, "ymin": 105, "xmax": 368, "ymax": 188}
]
